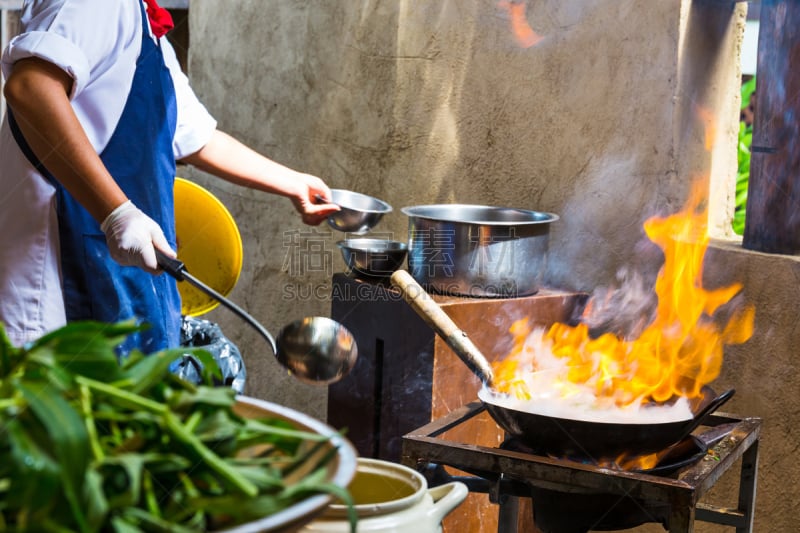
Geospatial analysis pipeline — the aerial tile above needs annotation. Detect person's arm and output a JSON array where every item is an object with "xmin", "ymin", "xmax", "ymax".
[
  {"xmin": 179, "ymin": 130, "xmax": 339, "ymax": 226},
  {"xmin": 3, "ymin": 57, "xmax": 173, "ymax": 272},
  {"xmin": 4, "ymin": 57, "xmax": 125, "ymax": 221}
]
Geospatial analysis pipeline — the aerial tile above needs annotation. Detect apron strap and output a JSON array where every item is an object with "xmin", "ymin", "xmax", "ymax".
[
  {"xmin": 6, "ymin": 0, "xmax": 153, "ymax": 182},
  {"xmin": 6, "ymin": 109, "xmax": 58, "ymax": 186}
]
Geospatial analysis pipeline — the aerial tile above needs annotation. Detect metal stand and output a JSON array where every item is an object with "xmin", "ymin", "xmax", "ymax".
[{"xmin": 403, "ymin": 402, "xmax": 761, "ymax": 533}]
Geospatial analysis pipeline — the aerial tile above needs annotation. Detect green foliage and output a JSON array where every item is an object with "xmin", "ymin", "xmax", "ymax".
[
  {"xmin": 733, "ymin": 77, "xmax": 756, "ymax": 235},
  {"xmin": 0, "ymin": 321, "xmax": 354, "ymax": 532}
]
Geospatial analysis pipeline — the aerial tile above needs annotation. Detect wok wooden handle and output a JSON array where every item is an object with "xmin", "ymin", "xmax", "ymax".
[{"xmin": 390, "ymin": 269, "xmax": 495, "ymax": 386}]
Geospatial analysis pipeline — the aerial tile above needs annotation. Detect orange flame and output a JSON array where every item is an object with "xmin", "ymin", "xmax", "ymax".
[
  {"xmin": 584, "ymin": 450, "xmax": 661, "ymax": 471},
  {"xmin": 616, "ymin": 452, "xmax": 660, "ymax": 471},
  {"xmin": 498, "ymin": 0, "xmax": 543, "ymax": 49},
  {"xmin": 493, "ymin": 181, "xmax": 754, "ymax": 407}
]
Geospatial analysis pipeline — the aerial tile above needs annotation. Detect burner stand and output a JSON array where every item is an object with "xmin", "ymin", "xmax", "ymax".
[{"xmin": 402, "ymin": 402, "xmax": 761, "ymax": 533}]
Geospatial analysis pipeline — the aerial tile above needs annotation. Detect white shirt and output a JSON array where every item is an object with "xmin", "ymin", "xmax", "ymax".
[{"xmin": 0, "ymin": 0, "xmax": 217, "ymax": 346}]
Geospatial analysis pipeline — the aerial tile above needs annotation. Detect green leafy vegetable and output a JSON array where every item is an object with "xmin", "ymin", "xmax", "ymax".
[
  {"xmin": 733, "ymin": 76, "xmax": 756, "ymax": 236},
  {"xmin": 0, "ymin": 321, "xmax": 355, "ymax": 532}
]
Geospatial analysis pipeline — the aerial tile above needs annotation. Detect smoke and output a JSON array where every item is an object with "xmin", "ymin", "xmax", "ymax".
[
  {"xmin": 543, "ymin": 149, "xmax": 666, "ymax": 295},
  {"xmin": 577, "ymin": 265, "xmax": 658, "ymax": 340}
]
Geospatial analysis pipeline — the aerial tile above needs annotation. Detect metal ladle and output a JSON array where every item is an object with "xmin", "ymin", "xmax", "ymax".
[{"xmin": 156, "ymin": 250, "xmax": 358, "ymax": 384}]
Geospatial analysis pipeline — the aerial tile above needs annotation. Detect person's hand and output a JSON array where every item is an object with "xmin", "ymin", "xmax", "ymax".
[
  {"xmin": 290, "ymin": 173, "xmax": 340, "ymax": 225},
  {"xmin": 100, "ymin": 200, "xmax": 175, "ymax": 274}
]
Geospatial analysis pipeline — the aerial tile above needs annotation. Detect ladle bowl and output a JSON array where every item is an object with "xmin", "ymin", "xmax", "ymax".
[
  {"xmin": 275, "ymin": 317, "xmax": 358, "ymax": 385},
  {"xmin": 156, "ymin": 250, "xmax": 358, "ymax": 384}
]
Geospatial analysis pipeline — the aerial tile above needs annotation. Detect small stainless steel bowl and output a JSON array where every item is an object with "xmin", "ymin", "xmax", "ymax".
[
  {"xmin": 327, "ymin": 190, "xmax": 392, "ymax": 234},
  {"xmin": 337, "ymin": 238, "xmax": 408, "ymax": 278}
]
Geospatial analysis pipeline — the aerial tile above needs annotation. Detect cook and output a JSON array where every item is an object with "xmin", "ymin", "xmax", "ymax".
[{"xmin": 0, "ymin": 0, "xmax": 339, "ymax": 355}]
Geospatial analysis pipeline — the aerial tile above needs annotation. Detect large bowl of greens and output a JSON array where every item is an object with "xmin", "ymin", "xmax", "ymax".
[
  {"xmin": 0, "ymin": 321, "xmax": 357, "ymax": 533},
  {"xmin": 220, "ymin": 397, "xmax": 357, "ymax": 533}
]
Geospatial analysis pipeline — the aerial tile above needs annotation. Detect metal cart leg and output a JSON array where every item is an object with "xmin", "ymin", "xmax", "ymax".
[
  {"xmin": 695, "ymin": 437, "xmax": 760, "ymax": 532},
  {"xmin": 497, "ymin": 494, "xmax": 520, "ymax": 533},
  {"xmin": 736, "ymin": 440, "xmax": 759, "ymax": 533},
  {"xmin": 667, "ymin": 496, "xmax": 695, "ymax": 532}
]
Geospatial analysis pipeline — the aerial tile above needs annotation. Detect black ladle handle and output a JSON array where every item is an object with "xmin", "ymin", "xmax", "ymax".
[
  {"xmin": 156, "ymin": 249, "xmax": 188, "ymax": 281},
  {"xmin": 155, "ymin": 249, "xmax": 277, "ymax": 355}
]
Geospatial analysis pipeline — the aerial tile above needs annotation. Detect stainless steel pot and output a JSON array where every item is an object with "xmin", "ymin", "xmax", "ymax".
[{"xmin": 401, "ymin": 204, "xmax": 558, "ymax": 297}]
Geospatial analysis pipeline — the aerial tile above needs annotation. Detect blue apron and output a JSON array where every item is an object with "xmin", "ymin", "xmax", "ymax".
[{"xmin": 8, "ymin": 1, "xmax": 181, "ymax": 356}]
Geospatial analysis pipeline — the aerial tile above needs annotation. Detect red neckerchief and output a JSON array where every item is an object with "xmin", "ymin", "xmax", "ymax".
[{"xmin": 142, "ymin": 0, "xmax": 174, "ymax": 38}]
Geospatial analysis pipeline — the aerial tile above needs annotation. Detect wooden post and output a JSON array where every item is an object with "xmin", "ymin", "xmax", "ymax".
[{"xmin": 742, "ymin": 0, "xmax": 800, "ymax": 253}]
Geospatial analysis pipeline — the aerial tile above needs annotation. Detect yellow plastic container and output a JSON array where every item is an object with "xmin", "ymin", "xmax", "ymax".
[{"xmin": 173, "ymin": 177, "xmax": 243, "ymax": 316}]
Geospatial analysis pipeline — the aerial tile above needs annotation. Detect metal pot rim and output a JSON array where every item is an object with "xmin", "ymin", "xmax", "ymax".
[
  {"xmin": 336, "ymin": 238, "xmax": 408, "ymax": 252},
  {"xmin": 401, "ymin": 204, "xmax": 559, "ymax": 226},
  {"xmin": 331, "ymin": 189, "xmax": 393, "ymax": 214}
]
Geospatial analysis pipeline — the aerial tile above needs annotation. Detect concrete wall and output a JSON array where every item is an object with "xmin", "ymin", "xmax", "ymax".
[{"xmin": 185, "ymin": 1, "xmax": 797, "ymax": 530}]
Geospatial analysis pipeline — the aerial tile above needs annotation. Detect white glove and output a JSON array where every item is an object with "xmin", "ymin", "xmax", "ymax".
[{"xmin": 100, "ymin": 200, "xmax": 174, "ymax": 272}]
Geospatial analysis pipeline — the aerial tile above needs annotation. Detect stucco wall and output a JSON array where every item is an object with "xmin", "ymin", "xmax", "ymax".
[{"xmin": 184, "ymin": 1, "xmax": 796, "ymax": 530}]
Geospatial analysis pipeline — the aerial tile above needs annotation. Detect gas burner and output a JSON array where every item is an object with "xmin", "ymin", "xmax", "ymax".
[
  {"xmin": 499, "ymin": 433, "xmax": 708, "ymax": 476},
  {"xmin": 402, "ymin": 402, "xmax": 761, "ymax": 533}
]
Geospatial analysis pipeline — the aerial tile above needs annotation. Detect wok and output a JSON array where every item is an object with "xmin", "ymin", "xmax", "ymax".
[
  {"xmin": 479, "ymin": 386, "xmax": 734, "ymax": 459},
  {"xmin": 390, "ymin": 269, "xmax": 735, "ymax": 461}
]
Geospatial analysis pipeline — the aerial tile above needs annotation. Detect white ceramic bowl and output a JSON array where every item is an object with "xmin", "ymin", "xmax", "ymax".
[{"xmin": 216, "ymin": 397, "xmax": 358, "ymax": 533}]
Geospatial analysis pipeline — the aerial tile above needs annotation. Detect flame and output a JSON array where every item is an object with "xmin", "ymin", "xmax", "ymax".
[
  {"xmin": 498, "ymin": 0, "xmax": 543, "ymax": 49},
  {"xmin": 616, "ymin": 451, "xmax": 660, "ymax": 471},
  {"xmin": 493, "ymin": 181, "xmax": 755, "ymax": 407},
  {"xmin": 563, "ymin": 450, "xmax": 660, "ymax": 471},
  {"xmin": 549, "ymin": 448, "xmax": 661, "ymax": 471}
]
